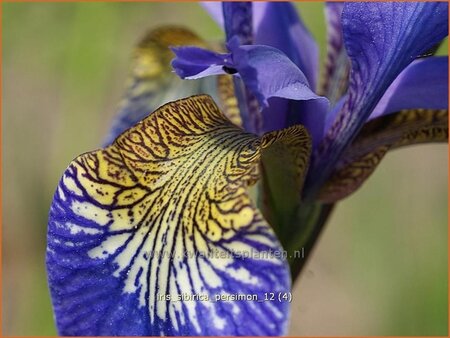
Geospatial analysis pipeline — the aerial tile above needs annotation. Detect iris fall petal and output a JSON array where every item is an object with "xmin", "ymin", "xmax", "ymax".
[
  {"xmin": 307, "ymin": 2, "xmax": 448, "ymax": 197},
  {"xmin": 47, "ymin": 95, "xmax": 299, "ymax": 336}
]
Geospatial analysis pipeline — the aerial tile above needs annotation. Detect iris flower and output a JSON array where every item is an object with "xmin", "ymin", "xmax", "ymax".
[{"xmin": 46, "ymin": 2, "xmax": 448, "ymax": 336}]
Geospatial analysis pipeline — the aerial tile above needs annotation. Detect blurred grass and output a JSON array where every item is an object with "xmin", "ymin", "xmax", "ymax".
[
  {"xmin": 291, "ymin": 146, "xmax": 447, "ymax": 336},
  {"xmin": 2, "ymin": 2, "xmax": 447, "ymax": 336}
]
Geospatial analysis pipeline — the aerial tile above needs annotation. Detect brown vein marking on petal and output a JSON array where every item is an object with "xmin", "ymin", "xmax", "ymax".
[
  {"xmin": 260, "ymin": 124, "xmax": 312, "ymax": 235},
  {"xmin": 217, "ymin": 75, "xmax": 243, "ymax": 128},
  {"xmin": 53, "ymin": 95, "xmax": 296, "ymax": 334},
  {"xmin": 319, "ymin": 109, "xmax": 448, "ymax": 202}
]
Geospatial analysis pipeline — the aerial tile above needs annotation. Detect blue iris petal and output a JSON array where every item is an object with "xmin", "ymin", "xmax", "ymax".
[
  {"xmin": 172, "ymin": 40, "xmax": 327, "ymax": 111},
  {"xmin": 201, "ymin": 2, "xmax": 323, "ymax": 135},
  {"xmin": 201, "ymin": 2, "xmax": 274, "ymax": 44},
  {"xmin": 47, "ymin": 188, "xmax": 152, "ymax": 335},
  {"xmin": 202, "ymin": 0, "xmax": 318, "ymax": 86},
  {"xmin": 322, "ymin": 2, "xmax": 349, "ymax": 106},
  {"xmin": 230, "ymin": 43, "xmax": 325, "ymax": 109},
  {"xmin": 323, "ymin": 57, "xmax": 449, "ymax": 134},
  {"xmin": 222, "ymin": 2, "xmax": 253, "ymax": 44},
  {"xmin": 286, "ymin": 99, "xmax": 330, "ymax": 148},
  {"xmin": 47, "ymin": 96, "xmax": 293, "ymax": 335},
  {"xmin": 170, "ymin": 46, "xmax": 231, "ymax": 79},
  {"xmin": 306, "ymin": 2, "xmax": 448, "ymax": 197},
  {"xmin": 370, "ymin": 56, "xmax": 449, "ymax": 120},
  {"xmin": 254, "ymin": 2, "xmax": 326, "ymax": 138},
  {"xmin": 255, "ymin": 2, "xmax": 318, "ymax": 91},
  {"xmin": 47, "ymin": 168, "xmax": 291, "ymax": 335}
]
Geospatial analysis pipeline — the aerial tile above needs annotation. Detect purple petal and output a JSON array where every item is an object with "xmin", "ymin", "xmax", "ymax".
[
  {"xmin": 261, "ymin": 98, "xmax": 329, "ymax": 150},
  {"xmin": 199, "ymin": 2, "xmax": 323, "ymax": 133},
  {"xmin": 48, "ymin": 96, "xmax": 292, "ymax": 336},
  {"xmin": 306, "ymin": 2, "xmax": 448, "ymax": 198},
  {"xmin": 323, "ymin": 57, "xmax": 449, "ymax": 146},
  {"xmin": 231, "ymin": 44, "xmax": 327, "ymax": 109},
  {"xmin": 261, "ymin": 97, "xmax": 290, "ymax": 133},
  {"xmin": 287, "ymin": 99, "xmax": 330, "ymax": 148},
  {"xmin": 254, "ymin": 2, "xmax": 319, "ymax": 91},
  {"xmin": 200, "ymin": 2, "xmax": 271, "ymax": 36},
  {"xmin": 322, "ymin": 2, "xmax": 350, "ymax": 104},
  {"xmin": 222, "ymin": 2, "xmax": 253, "ymax": 44},
  {"xmin": 171, "ymin": 46, "xmax": 230, "ymax": 79},
  {"xmin": 200, "ymin": 2, "xmax": 319, "ymax": 90},
  {"xmin": 201, "ymin": 2, "xmax": 319, "ymax": 90},
  {"xmin": 323, "ymin": 94, "xmax": 347, "ymax": 135},
  {"xmin": 371, "ymin": 56, "xmax": 449, "ymax": 119}
]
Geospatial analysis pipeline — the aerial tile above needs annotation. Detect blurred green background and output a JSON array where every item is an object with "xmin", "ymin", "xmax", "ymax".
[{"xmin": 2, "ymin": 2, "xmax": 448, "ymax": 336}]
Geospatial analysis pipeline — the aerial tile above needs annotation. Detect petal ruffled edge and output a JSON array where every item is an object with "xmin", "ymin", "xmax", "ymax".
[{"xmin": 47, "ymin": 95, "xmax": 293, "ymax": 336}]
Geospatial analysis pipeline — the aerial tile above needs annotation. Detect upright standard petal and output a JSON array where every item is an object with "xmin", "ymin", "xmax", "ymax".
[
  {"xmin": 222, "ymin": 2, "xmax": 253, "ymax": 44},
  {"xmin": 200, "ymin": 2, "xmax": 323, "ymax": 134},
  {"xmin": 255, "ymin": 2, "xmax": 319, "ymax": 91},
  {"xmin": 321, "ymin": 2, "xmax": 350, "ymax": 104},
  {"xmin": 306, "ymin": 2, "xmax": 448, "ymax": 198},
  {"xmin": 286, "ymin": 98, "xmax": 330, "ymax": 148},
  {"xmin": 202, "ymin": 1, "xmax": 319, "ymax": 88},
  {"xmin": 200, "ymin": 2, "xmax": 272, "ymax": 41},
  {"xmin": 254, "ymin": 2, "xmax": 325, "ymax": 137},
  {"xmin": 47, "ymin": 95, "xmax": 295, "ymax": 336},
  {"xmin": 231, "ymin": 44, "xmax": 326, "ymax": 109}
]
